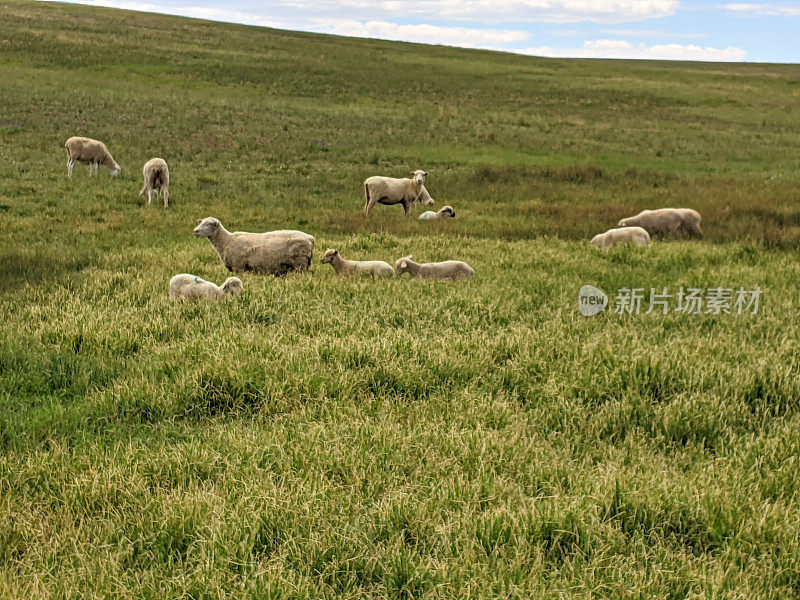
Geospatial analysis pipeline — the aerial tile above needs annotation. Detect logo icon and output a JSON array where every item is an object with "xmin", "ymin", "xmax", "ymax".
[{"xmin": 579, "ymin": 285, "xmax": 607, "ymax": 316}]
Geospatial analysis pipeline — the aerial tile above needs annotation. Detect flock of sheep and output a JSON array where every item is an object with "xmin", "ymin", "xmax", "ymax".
[
  {"xmin": 64, "ymin": 136, "xmax": 474, "ymax": 302},
  {"xmin": 65, "ymin": 136, "xmax": 703, "ymax": 301}
]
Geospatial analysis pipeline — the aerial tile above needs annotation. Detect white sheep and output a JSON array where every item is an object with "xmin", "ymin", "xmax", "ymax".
[
  {"xmin": 619, "ymin": 208, "xmax": 702, "ymax": 237},
  {"xmin": 320, "ymin": 249, "xmax": 394, "ymax": 277},
  {"xmin": 590, "ymin": 226, "xmax": 651, "ymax": 249},
  {"xmin": 394, "ymin": 255, "xmax": 474, "ymax": 280},
  {"xmin": 169, "ymin": 274, "xmax": 243, "ymax": 301},
  {"xmin": 64, "ymin": 136, "xmax": 120, "ymax": 177},
  {"xmin": 139, "ymin": 158, "xmax": 170, "ymax": 208},
  {"xmin": 419, "ymin": 205, "xmax": 455, "ymax": 220},
  {"xmin": 193, "ymin": 217, "xmax": 315, "ymax": 276},
  {"xmin": 364, "ymin": 170, "xmax": 435, "ymax": 216}
]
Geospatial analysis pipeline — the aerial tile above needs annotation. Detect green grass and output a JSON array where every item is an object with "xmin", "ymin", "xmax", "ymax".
[{"xmin": 2, "ymin": 1, "xmax": 800, "ymax": 597}]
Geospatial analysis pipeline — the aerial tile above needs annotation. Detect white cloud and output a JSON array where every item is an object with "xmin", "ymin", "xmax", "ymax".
[
  {"xmin": 314, "ymin": 20, "xmax": 530, "ymax": 46},
  {"xmin": 598, "ymin": 28, "xmax": 707, "ymax": 38},
  {"xmin": 51, "ymin": 0, "xmax": 681, "ymax": 24},
  {"xmin": 724, "ymin": 3, "xmax": 800, "ymax": 16},
  {"xmin": 516, "ymin": 39, "xmax": 746, "ymax": 61}
]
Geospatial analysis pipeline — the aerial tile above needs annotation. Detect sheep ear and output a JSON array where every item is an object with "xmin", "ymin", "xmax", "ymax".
[
  {"xmin": 400, "ymin": 261, "xmax": 407, "ymax": 268},
  {"xmin": 197, "ymin": 219, "xmax": 202, "ymax": 224},
  {"xmin": 423, "ymin": 172, "xmax": 428, "ymax": 177}
]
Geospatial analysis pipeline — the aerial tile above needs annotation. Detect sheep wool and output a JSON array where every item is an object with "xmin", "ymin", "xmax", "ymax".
[
  {"xmin": 619, "ymin": 208, "xmax": 702, "ymax": 237},
  {"xmin": 364, "ymin": 170, "xmax": 434, "ymax": 216},
  {"xmin": 320, "ymin": 249, "xmax": 394, "ymax": 277},
  {"xmin": 64, "ymin": 136, "xmax": 120, "ymax": 177},
  {"xmin": 139, "ymin": 158, "xmax": 170, "ymax": 209},
  {"xmin": 590, "ymin": 226, "xmax": 651, "ymax": 249},
  {"xmin": 193, "ymin": 217, "xmax": 315, "ymax": 276},
  {"xmin": 169, "ymin": 274, "xmax": 243, "ymax": 301},
  {"xmin": 419, "ymin": 205, "xmax": 455, "ymax": 220},
  {"xmin": 394, "ymin": 255, "xmax": 474, "ymax": 280}
]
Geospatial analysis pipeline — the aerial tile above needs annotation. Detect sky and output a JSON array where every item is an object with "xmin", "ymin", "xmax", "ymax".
[{"xmin": 52, "ymin": 1, "xmax": 800, "ymax": 63}]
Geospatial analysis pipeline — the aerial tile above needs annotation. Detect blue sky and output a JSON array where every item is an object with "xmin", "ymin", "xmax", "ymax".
[{"xmin": 53, "ymin": 1, "xmax": 799, "ymax": 62}]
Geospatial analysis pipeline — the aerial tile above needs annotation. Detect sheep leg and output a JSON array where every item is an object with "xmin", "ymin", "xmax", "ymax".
[
  {"xmin": 147, "ymin": 189, "xmax": 153, "ymax": 205},
  {"xmin": 402, "ymin": 200, "xmax": 411, "ymax": 217},
  {"xmin": 67, "ymin": 159, "xmax": 74, "ymax": 178},
  {"xmin": 364, "ymin": 186, "xmax": 376, "ymax": 216},
  {"xmin": 163, "ymin": 187, "xmax": 169, "ymax": 209}
]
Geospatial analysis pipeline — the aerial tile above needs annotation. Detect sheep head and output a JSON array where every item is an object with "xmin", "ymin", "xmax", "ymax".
[
  {"xmin": 410, "ymin": 170, "xmax": 428, "ymax": 187},
  {"xmin": 194, "ymin": 217, "xmax": 221, "ymax": 238},
  {"xmin": 440, "ymin": 206, "xmax": 455, "ymax": 218},
  {"xmin": 394, "ymin": 254, "xmax": 414, "ymax": 275},
  {"xmin": 320, "ymin": 249, "xmax": 338, "ymax": 264},
  {"xmin": 222, "ymin": 277, "xmax": 244, "ymax": 297},
  {"xmin": 590, "ymin": 234, "xmax": 603, "ymax": 247},
  {"xmin": 618, "ymin": 218, "xmax": 631, "ymax": 227}
]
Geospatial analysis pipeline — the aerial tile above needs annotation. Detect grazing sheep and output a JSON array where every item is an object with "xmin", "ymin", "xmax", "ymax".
[
  {"xmin": 193, "ymin": 217, "xmax": 315, "ymax": 276},
  {"xmin": 364, "ymin": 170, "xmax": 435, "ymax": 216},
  {"xmin": 419, "ymin": 205, "xmax": 455, "ymax": 220},
  {"xmin": 619, "ymin": 208, "xmax": 702, "ymax": 238},
  {"xmin": 394, "ymin": 255, "xmax": 474, "ymax": 280},
  {"xmin": 169, "ymin": 274, "xmax": 243, "ymax": 301},
  {"xmin": 590, "ymin": 226, "xmax": 651, "ymax": 249},
  {"xmin": 139, "ymin": 158, "xmax": 170, "ymax": 208},
  {"xmin": 320, "ymin": 249, "xmax": 395, "ymax": 277},
  {"xmin": 64, "ymin": 136, "xmax": 120, "ymax": 177}
]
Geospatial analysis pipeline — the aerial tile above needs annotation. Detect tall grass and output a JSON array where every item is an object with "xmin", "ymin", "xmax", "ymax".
[{"xmin": 1, "ymin": 1, "xmax": 799, "ymax": 597}]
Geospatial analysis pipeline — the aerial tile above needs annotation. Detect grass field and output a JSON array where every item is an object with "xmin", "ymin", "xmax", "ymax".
[{"xmin": 2, "ymin": 1, "xmax": 800, "ymax": 597}]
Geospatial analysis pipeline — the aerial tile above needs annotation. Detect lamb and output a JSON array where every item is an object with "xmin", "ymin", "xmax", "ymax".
[
  {"xmin": 419, "ymin": 205, "xmax": 455, "ymax": 220},
  {"xmin": 618, "ymin": 208, "xmax": 702, "ymax": 238},
  {"xmin": 394, "ymin": 255, "xmax": 474, "ymax": 280},
  {"xmin": 139, "ymin": 158, "xmax": 170, "ymax": 208},
  {"xmin": 590, "ymin": 226, "xmax": 651, "ymax": 249},
  {"xmin": 193, "ymin": 217, "xmax": 315, "ymax": 276},
  {"xmin": 364, "ymin": 170, "xmax": 435, "ymax": 216},
  {"xmin": 64, "ymin": 136, "xmax": 120, "ymax": 177},
  {"xmin": 169, "ymin": 274, "xmax": 243, "ymax": 301},
  {"xmin": 320, "ymin": 249, "xmax": 395, "ymax": 277}
]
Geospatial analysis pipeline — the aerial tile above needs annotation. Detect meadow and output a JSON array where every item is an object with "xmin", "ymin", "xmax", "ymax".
[{"xmin": 1, "ymin": 1, "xmax": 800, "ymax": 597}]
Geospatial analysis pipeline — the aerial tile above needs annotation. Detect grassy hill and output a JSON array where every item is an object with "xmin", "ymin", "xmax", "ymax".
[{"xmin": 1, "ymin": 1, "xmax": 799, "ymax": 597}]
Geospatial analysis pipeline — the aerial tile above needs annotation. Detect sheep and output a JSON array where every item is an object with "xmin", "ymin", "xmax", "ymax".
[
  {"xmin": 394, "ymin": 255, "xmax": 474, "ymax": 280},
  {"xmin": 169, "ymin": 274, "xmax": 243, "ymax": 301},
  {"xmin": 64, "ymin": 136, "xmax": 120, "ymax": 177},
  {"xmin": 419, "ymin": 205, "xmax": 455, "ymax": 220},
  {"xmin": 320, "ymin": 249, "xmax": 395, "ymax": 277},
  {"xmin": 618, "ymin": 208, "xmax": 702, "ymax": 238},
  {"xmin": 590, "ymin": 226, "xmax": 651, "ymax": 249},
  {"xmin": 139, "ymin": 158, "xmax": 170, "ymax": 208},
  {"xmin": 363, "ymin": 170, "xmax": 435, "ymax": 216},
  {"xmin": 193, "ymin": 217, "xmax": 315, "ymax": 276}
]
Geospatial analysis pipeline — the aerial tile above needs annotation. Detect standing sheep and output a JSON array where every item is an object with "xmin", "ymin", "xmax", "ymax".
[
  {"xmin": 320, "ymin": 249, "xmax": 394, "ymax": 277},
  {"xmin": 139, "ymin": 158, "xmax": 170, "ymax": 208},
  {"xmin": 419, "ymin": 205, "xmax": 455, "ymax": 220},
  {"xmin": 364, "ymin": 170, "xmax": 435, "ymax": 216},
  {"xmin": 618, "ymin": 208, "xmax": 702, "ymax": 238},
  {"xmin": 590, "ymin": 226, "xmax": 651, "ymax": 249},
  {"xmin": 64, "ymin": 136, "xmax": 120, "ymax": 177},
  {"xmin": 169, "ymin": 274, "xmax": 243, "ymax": 301},
  {"xmin": 193, "ymin": 217, "xmax": 315, "ymax": 276},
  {"xmin": 394, "ymin": 255, "xmax": 474, "ymax": 280}
]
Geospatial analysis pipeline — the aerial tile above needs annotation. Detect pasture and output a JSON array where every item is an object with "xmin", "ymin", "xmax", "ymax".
[{"xmin": 1, "ymin": 1, "xmax": 799, "ymax": 597}]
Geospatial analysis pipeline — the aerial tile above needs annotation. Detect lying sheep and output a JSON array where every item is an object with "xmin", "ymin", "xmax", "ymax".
[
  {"xmin": 169, "ymin": 274, "xmax": 243, "ymax": 301},
  {"xmin": 139, "ymin": 158, "xmax": 170, "ymax": 208},
  {"xmin": 65, "ymin": 136, "xmax": 120, "ymax": 177},
  {"xmin": 394, "ymin": 255, "xmax": 474, "ymax": 280},
  {"xmin": 364, "ymin": 170, "xmax": 435, "ymax": 216},
  {"xmin": 193, "ymin": 217, "xmax": 315, "ymax": 276},
  {"xmin": 619, "ymin": 208, "xmax": 702, "ymax": 237},
  {"xmin": 590, "ymin": 226, "xmax": 651, "ymax": 249},
  {"xmin": 419, "ymin": 205, "xmax": 455, "ymax": 220},
  {"xmin": 320, "ymin": 249, "xmax": 394, "ymax": 277}
]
